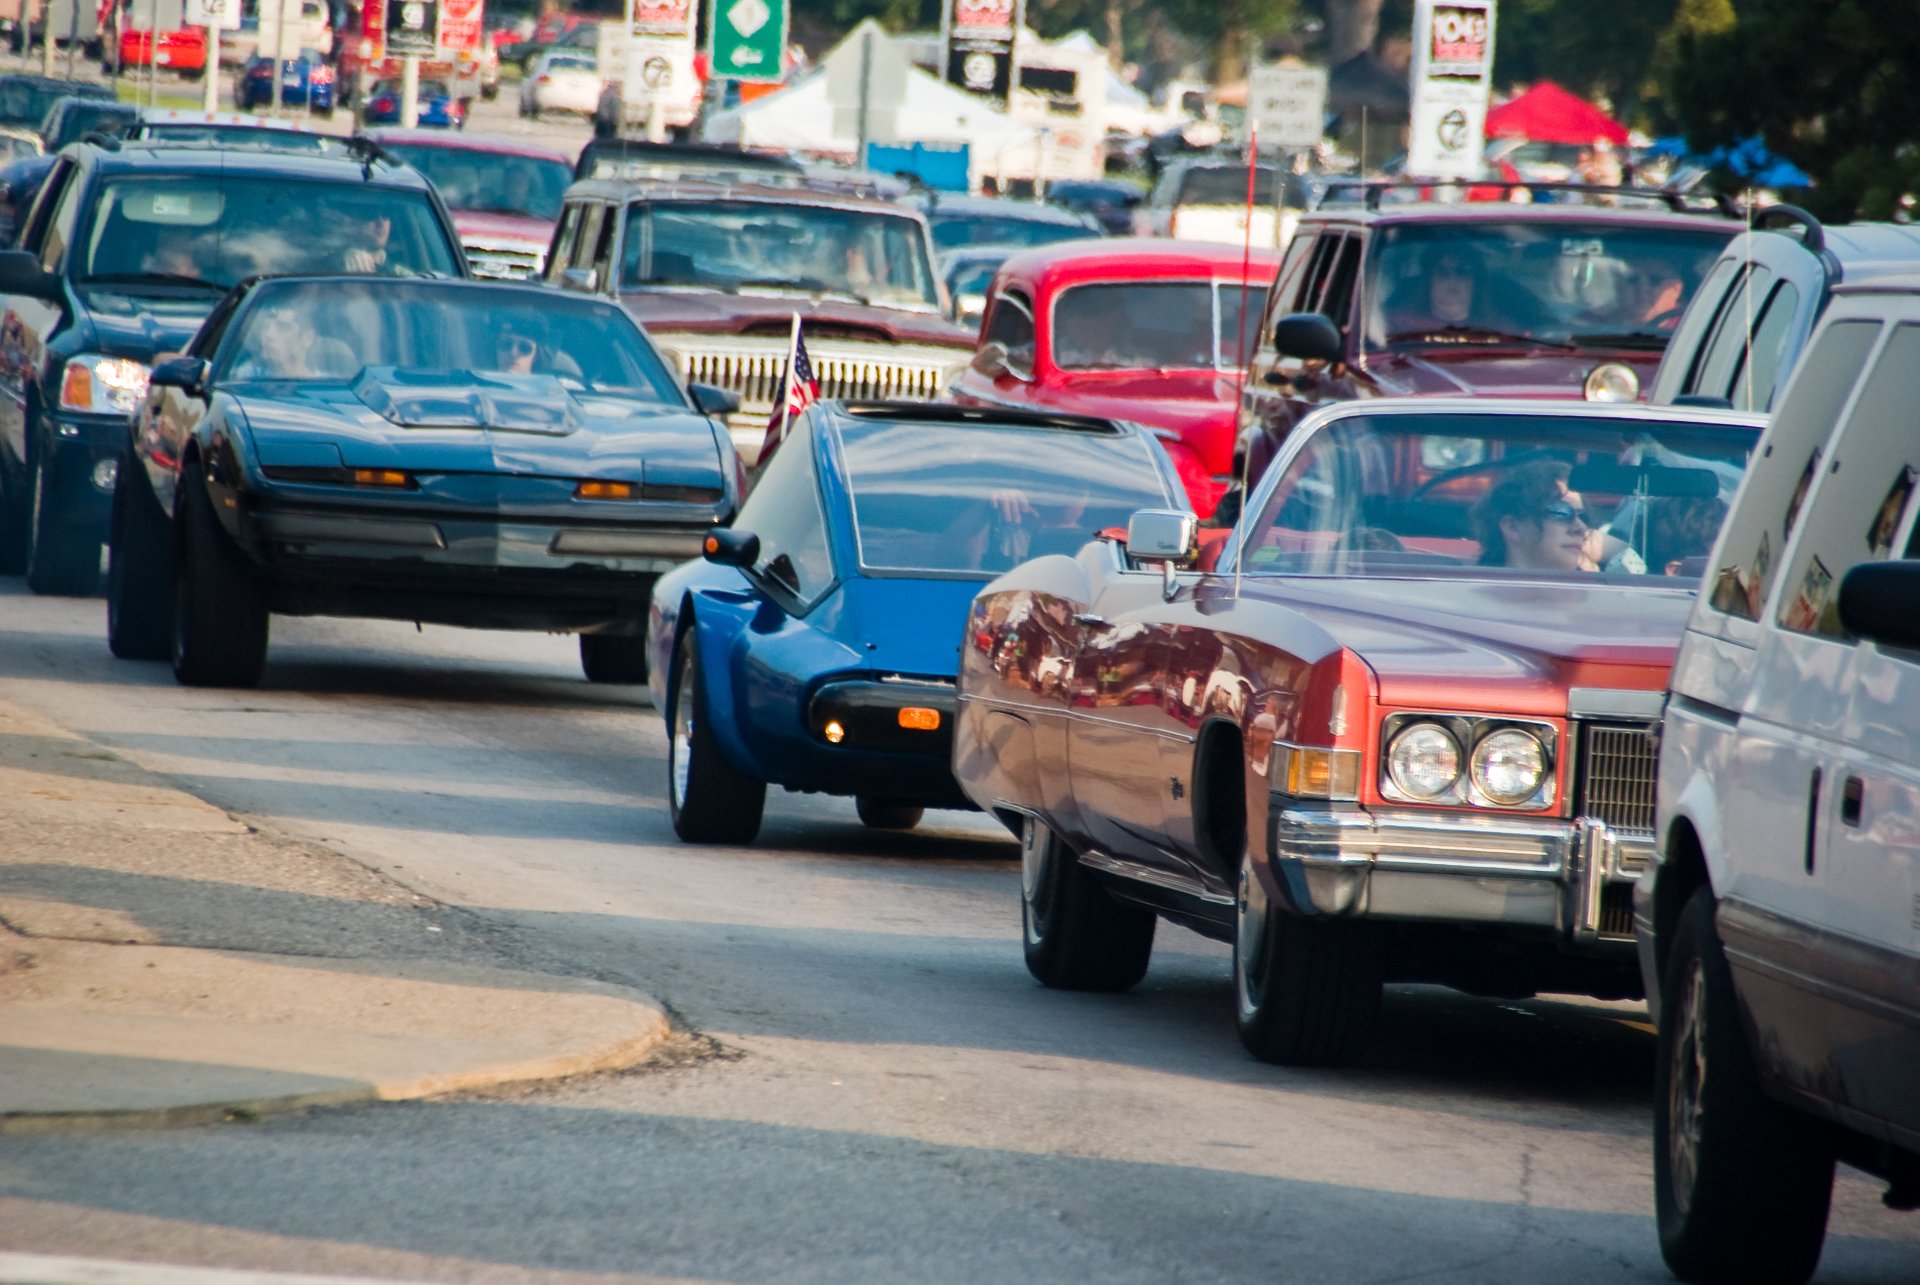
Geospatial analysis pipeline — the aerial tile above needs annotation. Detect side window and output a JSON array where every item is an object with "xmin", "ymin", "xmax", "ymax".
[
  {"xmin": 1728, "ymin": 281, "xmax": 1802, "ymax": 413},
  {"xmin": 1298, "ymin": 234, "xmax": 1344, "ymax": 315},
  {"xmin": 1706, "ymin": 319, "xmax": 1879, "ymax": 623},
  {"xmin": 1773, "ymin": 323, "xmax": 1920, "ymax": 639},
  {"xmin": 570, "ymin": 204, "xmax": 605, "ymax": 272},
  {"xmin": 979, "ymin": 288, "xmax": 1034, "ymax": 376},
  {"xmin": 1269, "ymin": 230, "xmax": 1316, "ymax": 315},
  {"xmin": 545, "ymin": 204, "xmax": 581, "ymax": 284},
  {"xmin": 1316, "ymin": 235, "xmax": 1363, "ymax": 332},
  {"xmin": 1693, "ymin": 265, "xmax": 1775, "ymax": 401},
  {"xmin": 732, "ymin": 415, "xmax": 835, "ymax": 610},
  {"xmin": 35, "ymin": 170, "xmax": 86, "ymax": 275},
  {"xmin": 589, "ymin": 204, "xmax": 619, "ymax": 274},
  {"xmin": 19, "ymin": 160, "xmax": 75, "ymax": 265},
  {"xmin": 1652, "ymin": 255, "xmax": 1741, "ymax": 403}
]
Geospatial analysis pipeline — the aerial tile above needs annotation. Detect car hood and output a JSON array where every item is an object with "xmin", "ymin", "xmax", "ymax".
[
  {"xmin": 1362, "ymin": 349, "xmax": 1663, "ymax": 399},
  {"xmin": 1230, "ymin": 574, "xmax": 1687, "ymax": 713},
  {"xmin": 77, "ymin": 290, "xmax": 219, "ymax": 361},
  {"xmin": 1036, "ymin": 370, "xmax": 1237, "ymax": 465},
  {"xmin": 616, "ymin": 290, "xmax": 974, "ymax": 349},
  {"xmin": 235, "ymin": 368, "xmax": 725, "ymax": 487},
  {"xmin": 451, "ymin": 209, "xmax": 554, "ymax": 246}
]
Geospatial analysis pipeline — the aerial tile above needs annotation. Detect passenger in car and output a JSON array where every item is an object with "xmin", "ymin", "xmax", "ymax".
[{"xmin": 1473, "ymin": 460, "xmax": 1643, "ymax": 573}]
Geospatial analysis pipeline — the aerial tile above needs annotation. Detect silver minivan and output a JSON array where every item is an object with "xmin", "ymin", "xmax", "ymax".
[{"xmin": 1639, "ymin": 276, "xmax": 1920, "ymax": 1281}]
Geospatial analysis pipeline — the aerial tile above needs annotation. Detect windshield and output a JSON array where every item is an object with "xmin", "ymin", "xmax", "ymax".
[
  {"xmin": 840, "ymin": 417, "xmax": 1172, "ymax": 575},
  {"xmin": 620, "ymin": 200, "xmax": 939, "ymax": 310},
  {"xmin": 1236, "ymin": 411, "xmax": 1757, "ymax": 580},
  {"xmin": 218, "ymin": 279, "xmax": 683, "ymax": 401},
  {"xmin": 1052, "ymin": 280, "xmax": 1270, "ymax": 372},
  {"xmin": 379, "ymin": 143, "xmax": 570, "ymax": 220},
  {"xmin": 77, "ymin": 176, "xmax": 462, "ymax": 291},
  {"xmin": 1363, "ymin": 222, "xmax": 1734, "ymax": 353},
  {"xmin": 927, "ymin": 211, "xmax": 1093, "ymax": 252}
]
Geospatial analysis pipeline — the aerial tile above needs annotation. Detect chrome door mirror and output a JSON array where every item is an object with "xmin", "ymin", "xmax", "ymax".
[
  {"xmin": 1124, "ymin": 508, "xmax": 1199, "ymax": 600},
  {"xmin": 559, "ymin": 265, "xmax": 599, "ymax": 293}
]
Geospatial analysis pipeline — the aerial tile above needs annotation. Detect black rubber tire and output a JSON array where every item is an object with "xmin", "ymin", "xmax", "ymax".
[
  {"xmin": 1020, "ymin": 813, "xmax": 1155, "ymax": 991},
  {"xmin": 105, "ymin": 449, "xmax": 174, "ymax": 660},
  {"xmin": 1233, "ymin": 845, "xmax": 1382, "ymax": 1066},
  {"xmin": 855, "ymin": 797, "xmax": 923, "ymax": 830},
  {"xmin": 579, "ymin": 632, "xmax": 649, "ymax": 684},
  {"xmin": 666, "ymin": 627, "xmax": 764, "ymax": 844},
  {"xmin": 1654, "ymin": 886, "xmax": 1834, "ymax": 1283},
  {"xmin": 171, "ymin": 462, "xmax": 269, "ymax": 688},
  {"xmin": 25, "ymin": 449, "xmax": 102, "ymax": 596},
  {"xmin": 0, "ymin": 451, "xmax": 28, "ymax": 574}
]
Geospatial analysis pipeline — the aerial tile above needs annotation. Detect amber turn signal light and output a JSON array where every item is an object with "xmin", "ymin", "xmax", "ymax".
[
  {"xmin": 352, "ymin": 468, "xmax": 410, "ymax": 487},
  {"xmin": 575, "ymin": 480, "xmax": 636, "ymax": 500},
  {"xmin": 897, "ymin": 707, "xmax": 940, "ymax": 731},
  {"xmin": 823, "ymin": 720, "xmax": 846, "ymax": 744}
]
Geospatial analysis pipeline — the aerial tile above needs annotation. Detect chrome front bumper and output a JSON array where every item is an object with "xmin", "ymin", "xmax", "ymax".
[{"xmin": 1266, "ymin": 799, "xmax": 1651, "ymax": 948}]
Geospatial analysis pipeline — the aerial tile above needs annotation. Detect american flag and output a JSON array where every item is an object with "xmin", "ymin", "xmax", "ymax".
[{"xmin": 759, "ymin": 316, "xmax": 820, "ymax": 464}]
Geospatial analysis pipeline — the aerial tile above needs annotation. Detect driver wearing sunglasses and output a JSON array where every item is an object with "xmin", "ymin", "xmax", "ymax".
[{"xmin": 1473, "ymin": 460, "xmax": 1644, "ymax": 573}]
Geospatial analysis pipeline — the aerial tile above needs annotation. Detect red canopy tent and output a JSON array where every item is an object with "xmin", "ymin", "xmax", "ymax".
[{"xmin": 1484, "ymin": 82, "xmax": 1629, "ymax": 146}]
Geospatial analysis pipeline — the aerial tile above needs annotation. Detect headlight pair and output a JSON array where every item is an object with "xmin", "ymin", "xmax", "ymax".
[{"xmin": 1382, "ymin": 715, "xmax": 1556, "ymax": 809}]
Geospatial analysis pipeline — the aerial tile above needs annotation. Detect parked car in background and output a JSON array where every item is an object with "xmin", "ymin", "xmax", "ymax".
[
  {"xmin": 939, "ymin": 244, "xmax": 1007, "ymax": 330},
  {"xmin": 106, "ymin": 276, "xmax": 742, "ymax": 688},
  {"xmin": 573, "ymin": 136, "xmax": 804, "ymax": 184},
  {"xmin": 361, "ymin": 130, "xmax": 571, "ymax": 279},
  {"xmin": 906, "ymin": 192, "xmax": 1103, "ymax": 256},
  {"xmin": 1046, "ymin": 178, "xmax": 1146, "ymax": 237},
  {"xmin": 954, "ymin": 397, "xmax": 1761, "ymax": 1066},
  {"xmin": 550, "ymin": 179, "xmax": 974, "ymax": 464},
  {"xmin": 0, "ymin": 125, "xmax": 40, "ymax": 160},
  {"xmin": 1137, "ymin": 158, "xmax": 1310, "ymax": 249},
  {"xmin": 519, "ymin": 50, "xmax": 598, "ymax": 119},
  {"xmin": 0, "ymin": 139, "xmax": 466, "ymax": 594},
  {"xmin": 1639, "ymin": 280, "xmax": 1920, "ymax": 1284},
  {"xmin": 360, "ymin": 78, "xmax": 464, "ymax": 128},
  {"xmin": 1648, "ymin": 205, "xmax": 1920, "ymax": 414},
  {"xmin": 948, "ymin": 240, "xmax": 1279, "ymax": 518},
  {"xmin": 0, "ymin": 74, "xmax": 111, "ymax": 133},
  {"xmin": 1237, "ymin": 185, "xmax": 1740, "ymax": 493},
  {"xmin": 237, "ymin": 48, "xmax": 335, "ymax": 114},
  {"xmin": 497, "ymin": 13, "xmax": 596, "ymax": 70},
  {"xmin": 38, "ymin": 97, "xmax": 138, "ymax": 151},
  {"xmin": 129, "ymin": 109, "xmax": 341, "ymax": 152},
  {"xmin": 119, "ymin": 24, "xmax": 208, "ymax": 75},
  {"xmin": 647, "ymin": 401, "xmax": 1183, "ymax": 844}
]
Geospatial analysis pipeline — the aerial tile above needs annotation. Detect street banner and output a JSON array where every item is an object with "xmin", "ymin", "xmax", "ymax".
[
  {"xmin": 385, "ymin": 0, "xmax": 438, "ymax": 56},
  {"xmin": 1407, "ymin": 0, "xmax": 1495, "ymax": 179},
  {"xmin": 709, "ymin": 0, "xmax": 786, "ymax": 84},
  {"xmin": 941, "ymin": 0, "xmax": 1020, "ymax": 104},
  {"xmin": 184, "ymin": 0, "xmax": 241, "ymax": 32},
  {"xmin": 438, "ymin": 0, "xmax": 482, "ymax": 54},
  {"xmin": 631, "ymin": 0, "xmax": 693, "ymax": 39},
  {"xmin": 361, "ymin": 0, "xmax": 385, "ymax": 62},
  {"xmin": 1247, "ymin": 62, "xmax": 1327, "ymax": 150}
]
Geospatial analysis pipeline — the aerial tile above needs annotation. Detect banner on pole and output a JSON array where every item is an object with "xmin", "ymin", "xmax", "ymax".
[
  {"xmin": 1407, "ymin": 0, "xmax": 1496, "ymax": 179},
  {"xmin": 941, "ymin": 0, "xmax": 1018, "ymax": 104},
  {"xmin": 385, "ymin": 0, "xmax": 438, "ymax": 56}
]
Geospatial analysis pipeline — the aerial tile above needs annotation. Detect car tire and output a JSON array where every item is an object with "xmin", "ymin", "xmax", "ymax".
[
  {"xmin": 1233, "ymin": 844, "xmax": 1382, "ymax": 1067},
  {"xmin": 667, "ymin": 627, "xmax": 764, "ymax": 844},
  {"xmin": 1654, "ymin": 886, "xmax": 1834, "ymax": 1283},
  {"xmin": 579, "ymin": 632, "xmax": 648, "ymax": 684},
  {"xmin": 1020, "ymin": 812, "xmax": 1155, "ymax": 991},
  {"xmin": 171, "ymin": 461, "xmax": 269, "ymax": 688},
  {"xmin": 0, "ymin": 450, "xmax": 28, "ymax": 574},
  {"xmin": 855, "ymin": 797, "xmax": 923, "ymax": 830},
  {"xmin": 25, "ymin": 448, "xmax": 101, "ymax": 596},
  {"xmin": 105, "ymin": 449, "xmax": 174, "ymax": 660}
]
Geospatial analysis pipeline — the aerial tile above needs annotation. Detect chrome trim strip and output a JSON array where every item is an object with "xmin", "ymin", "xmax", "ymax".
[
  {"xmin": 1080, "ymin": 848, "xmax": 1236, "ymax": 906},
  {"xmin": 1568, "ymin": 687, "xmax": 1665, "ymax": 719},
  {"xmin": 258, "ymin": 512, "xmax": 446, "ymax": 549},
  {"xmin": 548, "ymin": 529, "xmax": 708, "ymax": 558}
]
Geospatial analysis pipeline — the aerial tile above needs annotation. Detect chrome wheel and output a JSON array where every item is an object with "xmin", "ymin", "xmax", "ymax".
[
  {"xmin": 1020, "ymin": 814, "xmax": 1057, "ymax": 947},
  {"xmin": 1234, "ymin": 846, "xmax": 1270, "ymax": 1018},
  {"xmin": 670, "ymin": 655, "xmax": 696, "ymax": 809},
  {"xmin": 1667, "ymin": 951, "xmax": 1707, "ymax": 1215}
]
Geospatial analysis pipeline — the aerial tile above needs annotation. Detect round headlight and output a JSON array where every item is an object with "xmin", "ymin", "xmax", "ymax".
[
  {"xmin": 1387, "ymin": 722, "xmax": 1462, "ymax": 800},
  {"xmin": 1470, "ymin": 728, "xmax": 1549, "ymax": 805},
  {"xmin": 1584, "ymin": 362, "xmax": 1640, "ymax": 403}
]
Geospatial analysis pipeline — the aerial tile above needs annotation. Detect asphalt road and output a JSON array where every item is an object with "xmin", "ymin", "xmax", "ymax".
[{"xmin": 1, "ymin": 581, "xmax": 1917, "ymax": 1284}]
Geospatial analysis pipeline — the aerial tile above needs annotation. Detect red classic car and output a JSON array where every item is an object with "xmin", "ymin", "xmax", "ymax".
[
  {"xmin": 953, "ymin": 397, "xmax": 1762, "ymax": 1066},
  {"xmin": 360, "ymin": 129, "xmax": 572, "ymax": 280},
  {"xmin": 948, "ymin": 240, "xmax": 1281, "ymax": 519},
  {"xmin": 120, "ymin": 24, "xmax": 207, "ymax": 73},
  {"xmin": 1239, "ymin": 187, "xmax": 1741, "ymax": 492}
]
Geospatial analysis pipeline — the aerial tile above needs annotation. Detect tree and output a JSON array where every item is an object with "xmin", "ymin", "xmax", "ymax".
[
  {"xmin": 1161, "ymin": 0, "xmax": 1301, "ymax": 83},
  {"xmin": 1671, "ymin": 0, "xmax": 1920, "ymax": 219}
]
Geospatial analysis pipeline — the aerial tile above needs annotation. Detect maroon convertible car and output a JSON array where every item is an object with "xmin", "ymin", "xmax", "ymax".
[{"xmin": 952, "ymin": 397, "xmax": 1761, "ymax": 1066}]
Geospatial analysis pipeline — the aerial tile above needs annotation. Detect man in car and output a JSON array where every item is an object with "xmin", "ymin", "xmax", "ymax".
[{"xmin": 336, "ymin": 209, "xmax": 393, "ymax": 272}]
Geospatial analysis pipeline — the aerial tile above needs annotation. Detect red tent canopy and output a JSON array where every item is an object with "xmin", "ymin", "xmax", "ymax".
[{"xmin": 1484, "ymin": 81, "xmax": 1629, "ymax": 146}]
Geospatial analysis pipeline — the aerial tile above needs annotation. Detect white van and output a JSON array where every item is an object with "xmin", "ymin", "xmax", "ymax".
[{"xmin": 1639, "ymin": 275, "xmax": 1920, "ymax": 1282}]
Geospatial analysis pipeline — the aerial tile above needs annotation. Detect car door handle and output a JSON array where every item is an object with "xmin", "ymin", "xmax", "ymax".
[
  {"xmin": 1842, "ymin": 775, "xmax": 1864, "ymax": 828},
  {"xmin": 1073, "ymin": 613, "xmax": 1108, "ymax": 628}
]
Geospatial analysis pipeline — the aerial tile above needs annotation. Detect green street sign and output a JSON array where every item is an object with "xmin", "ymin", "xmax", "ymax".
[{"xmin": 708, "ymin": 0, "xmax": 787, "ymax": 83}]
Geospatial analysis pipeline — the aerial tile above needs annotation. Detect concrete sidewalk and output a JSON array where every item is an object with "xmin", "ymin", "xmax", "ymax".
[{"xmin": 0, "ymin": 695, "xmax": 670, "ymax": 1134}]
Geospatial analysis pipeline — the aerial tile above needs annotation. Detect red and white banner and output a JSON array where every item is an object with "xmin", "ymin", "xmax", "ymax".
[
  {"xmin": 950, "ymin": 0, "xmax": 1015, "ymax": 42},
  {"xmin": 439, "ymin": 0, "xmax": 483, "ymax": 54},
  {"xmin": 630, "ymin": 0, "xmax": 693, "ymax": 39}
]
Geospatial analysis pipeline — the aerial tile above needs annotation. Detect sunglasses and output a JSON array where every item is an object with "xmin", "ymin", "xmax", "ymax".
[
  {"xmin": 1537, "ymin": 501, "xmax": 1587, "ymax": 525},
  {"xmin": 497, "ymin": 335, "xmax": 537, "ymax": 357}
]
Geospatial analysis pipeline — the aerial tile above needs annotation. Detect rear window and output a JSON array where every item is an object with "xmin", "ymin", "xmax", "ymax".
[{"xmin": 1175, "ymin": 165, "xmax": 1306, "ymax": 209}]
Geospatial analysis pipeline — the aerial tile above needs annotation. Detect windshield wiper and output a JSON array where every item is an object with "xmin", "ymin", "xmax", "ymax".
[{"xmin": 84, "ymin": 271, "xmax": 228, "ymax": 291}]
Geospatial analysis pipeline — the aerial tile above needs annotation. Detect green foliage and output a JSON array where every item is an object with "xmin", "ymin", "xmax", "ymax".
[
  {"xmin": 1672, "ymin": 0, "xmax": 1920, "ymax": 219},
  {"xmin": 1492, "ymin": 0, "xmax": 1675, "ymax": 127}
]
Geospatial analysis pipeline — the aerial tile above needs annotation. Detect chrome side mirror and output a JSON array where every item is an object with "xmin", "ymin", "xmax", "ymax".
[
  {"xmin": 560, "ymin": 265, "xmax": 599, "ymax": 293},
  {"xmin": 1124, "ymin": 508, "xmax": 1199, "ymax": 600}
]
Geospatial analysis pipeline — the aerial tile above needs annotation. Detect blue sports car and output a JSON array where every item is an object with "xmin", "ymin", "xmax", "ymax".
[
  {"xmin": 646, "ymin": 401, "xmax": 1184, "ymax": 844},
  {"xmin": 237, "ymin": 49, "xmax": 337, "ymax": 114},
  {"xmin": 106, "ymin": 276, "xmax": 745, "ymax": 688}
]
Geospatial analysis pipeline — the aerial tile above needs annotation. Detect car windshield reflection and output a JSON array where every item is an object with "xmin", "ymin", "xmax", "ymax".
[
  {"xmin": 839, "ymin": 418, "xmax": 1170, "ymax": 575},
  {"xmin": 379, "ymin": 143, "xmax": 571, "ymax": 221},
  {"xmin": 1238, "ymin": 411, "xmax": 1757, "ymax": 580},
  {"xmin": 218, "ymin": 278, "xmax": 684, "ymax": 403},
  {"xmin": 1053, "ymin": 280, "xmax": 1270, "ymax": 372}
]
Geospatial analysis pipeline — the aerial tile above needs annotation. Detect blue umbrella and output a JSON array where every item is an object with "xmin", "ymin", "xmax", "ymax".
[{"xmin": 1647, "ymin": 135, "xmax": 1812, "ymax": 188}]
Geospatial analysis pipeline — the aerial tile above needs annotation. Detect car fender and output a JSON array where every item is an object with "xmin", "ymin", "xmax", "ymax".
[{"xmin": 680, "ymin": 586, "xmax": 776, "ymax": 781}]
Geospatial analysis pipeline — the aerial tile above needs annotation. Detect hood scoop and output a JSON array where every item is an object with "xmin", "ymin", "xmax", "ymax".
[{"xmin": 352, "ymin": 367, "xmax": 579, "ymax": 435}]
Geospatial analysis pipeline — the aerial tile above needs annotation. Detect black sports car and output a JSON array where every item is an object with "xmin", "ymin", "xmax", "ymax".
[{"xmin": 106, "ymin": 275, "xmax": 744, "ymax": 688}]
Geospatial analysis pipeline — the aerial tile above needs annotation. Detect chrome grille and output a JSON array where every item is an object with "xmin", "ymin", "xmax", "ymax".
[
  {"xmin": 674, "ymin": 339, "xmax": 960, "ymax": 414},
  {"xmin": 464, "ymin": 245, "xmax": 544, "ymax": 281},
  {"xmin": 1579, "ymin": 722, "xmax": 1657, "ymax": 835}
]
